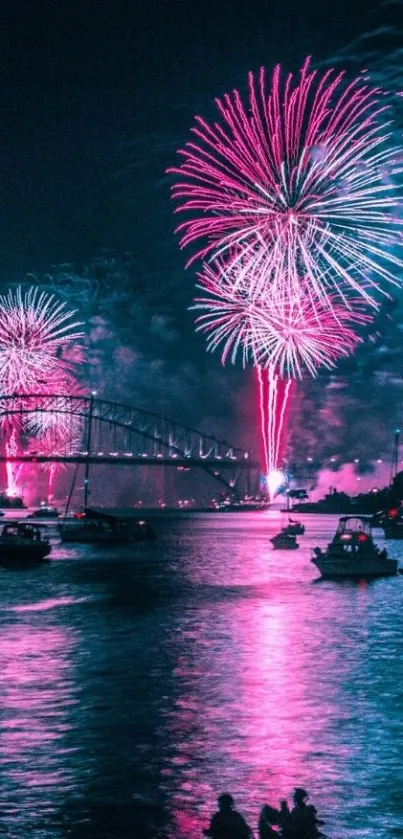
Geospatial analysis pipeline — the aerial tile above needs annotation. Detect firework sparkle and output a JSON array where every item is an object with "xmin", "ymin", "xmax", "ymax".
[
  {"xmin": 0, "ymin": 287, "xmax": 84, "ymax": 496},
  {"xmin": 0, "ymin": 287, "xmax": 83, "ymax": 396},
  {"xmin": 194, "ymin": 262, "xmax": 371, "ymax": 377},
  {"xmin": 171, "ymin": 57, "xmax": 403, "ymax": 309}
]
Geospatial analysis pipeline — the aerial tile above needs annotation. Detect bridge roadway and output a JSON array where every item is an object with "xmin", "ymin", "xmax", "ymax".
[{"xmin": 0, "ymin": 454, "xmax": 259, "ymax": 468}]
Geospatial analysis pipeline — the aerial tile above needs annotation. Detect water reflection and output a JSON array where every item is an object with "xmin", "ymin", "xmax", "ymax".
[
  {"xmin": 159, "ymin": 515, "xmax": 402, "ymax": 838},
  {"xmin": 0, "ymin": 515, "xmax": 401, "ymax": 838},
  {"xmin": 0, "ymin": 622, "xmax": 81, "ymax": 834}
]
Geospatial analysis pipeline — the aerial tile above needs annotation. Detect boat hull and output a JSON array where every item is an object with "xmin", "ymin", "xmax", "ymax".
[
  {"xmin": 59, "ymin": 526, "xmax": 130, "ymax": 544},
  {"xmin": 312, "ymin": 557, "xmax": 398, "ymax": 578},
  {"xmin": 59, "ymin": 522, "xmax": 155, "ymax": 544},
  {"xmin": 0, "ymin": 543, "xmax": 51, "ymax": 565},
  {"xmin": 272, "ymin": 545, "xmax": 299, "ymax": 550}
]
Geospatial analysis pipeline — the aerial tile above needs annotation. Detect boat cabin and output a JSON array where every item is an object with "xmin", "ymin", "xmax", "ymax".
[
  {"xmin": 0, "ymin": 522, "xmax": 47, "ymax": 543},
  {"xmin": 333, "ymin": 516, "xmax": 371, "ymax": 540},
  {"xmin": 329, "ymin": 516, "xmax": 375, "ymax": 555}
]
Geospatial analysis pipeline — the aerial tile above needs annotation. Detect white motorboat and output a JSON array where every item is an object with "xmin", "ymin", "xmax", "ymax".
[{"xmin": 312, "ymin": 516, "xmax": 398, "ymax": 579}]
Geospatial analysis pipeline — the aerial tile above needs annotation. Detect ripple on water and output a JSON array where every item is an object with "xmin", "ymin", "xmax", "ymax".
[{"xmin": 0, "ymin": 513, "xmax": 401, "ymax": 838}]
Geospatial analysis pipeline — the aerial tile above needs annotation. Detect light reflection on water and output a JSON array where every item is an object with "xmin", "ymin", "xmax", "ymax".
[
  {"xmin": 0, "ymin": 513, "xmax": 402, "ymax": 838},
  {"xmin": 0, "ymin": 623, "xmax": 82, "ymax": 835}
]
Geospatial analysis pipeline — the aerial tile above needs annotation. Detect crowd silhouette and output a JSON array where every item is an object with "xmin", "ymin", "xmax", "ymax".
[{"xmin": 203, "ymin": 788, "xmax": 327, "ymax": 839}]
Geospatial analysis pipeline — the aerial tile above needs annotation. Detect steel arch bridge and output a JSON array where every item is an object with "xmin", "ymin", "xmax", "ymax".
[{"xmin": 0, "ymin": 394, "xmax": 259, "ymax": 490}]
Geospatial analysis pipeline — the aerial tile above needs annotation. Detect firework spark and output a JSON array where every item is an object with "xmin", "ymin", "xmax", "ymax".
[
  {"xmin": 0, "ymin": 286, "xmax": 83, "ymax": 496},
  {"xmin": 5, "ymin": 427, "xmax": 23, "ymax": 497},
  {"xmin": 194, "ymin": 262, "xmax": 371, "ymax": 377},
  {"xmin": 0, "ymin": 287, "xmax": 83, "ymax": 395},
  {"xmin": 257, "ymin": 366, "xmax": 294, "ymax": 493},
  {"xmin": 171, "ymin": 57, "xmax": 403, "ymax": 308}
]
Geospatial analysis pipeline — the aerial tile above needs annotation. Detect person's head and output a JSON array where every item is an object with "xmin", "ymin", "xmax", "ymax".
[
  {"xmin": 218, "ymin": 793, "xmax": 234, "ymax": 811},
  {"xmin": 293, "ymin": 788, "xmax": 309, "ymax": 806},
  {"xmin": 280, "ymin": 800, "xmax": 289, "ymax": 810}
]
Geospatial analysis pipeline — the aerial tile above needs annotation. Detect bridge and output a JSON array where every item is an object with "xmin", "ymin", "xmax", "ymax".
[{"xmin": 0, "ymin": 394, "xmax": 259, "ymax": 491}]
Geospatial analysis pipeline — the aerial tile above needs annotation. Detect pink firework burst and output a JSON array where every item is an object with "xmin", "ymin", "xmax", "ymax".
[
  {"xmin": 0, "ymin": 286, "xmax": 83, "ymax": 395},
  {"xmin": 194, "ymin": 262, "xmax": 371, "ymax": 377},
  {"xmin": 170, "ymin": 57, "xmax": 403, "ymax": 307},
  {"xmin": 25, "ymin": 376, "xmax": 85, "ymax": 438},
  {"xmin": 0, "ymin": 286, "xmax": 83, "ymax": 497}
]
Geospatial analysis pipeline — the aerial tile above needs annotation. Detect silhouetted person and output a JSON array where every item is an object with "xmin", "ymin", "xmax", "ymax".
[
  {"xmin": 278, "ymin": 800, "xmax": 292, "ymax": 837},
  {"xmin": 288, "ymin": 789, "xmax": 325, "ymax": 838},
  {"xmin": 204, "ymin": 793, "xmax": 253, "ymax": 839},
  {"xmin": 258, "ymin": 802, "xmax": 280, "ymax": 838}
]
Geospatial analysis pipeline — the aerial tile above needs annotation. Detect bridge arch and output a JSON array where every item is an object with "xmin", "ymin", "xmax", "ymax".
[{"xmin": 0, "ymin": 394, "xmax": 258, "ymax": 491}]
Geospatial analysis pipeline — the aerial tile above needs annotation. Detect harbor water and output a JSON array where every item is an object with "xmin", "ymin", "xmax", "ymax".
[{"xmin": 0, "ymin": 512, "xmax": 402, "ymax": 838}]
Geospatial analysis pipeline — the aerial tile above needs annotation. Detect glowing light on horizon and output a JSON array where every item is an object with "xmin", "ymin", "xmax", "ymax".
[
  {"xmin": 171, "ymin": 57, "xmax": 403, "ymax": 309},
  {"xmin": 266, "ymin": 468, "xmax": 286, "ymax": 500}
]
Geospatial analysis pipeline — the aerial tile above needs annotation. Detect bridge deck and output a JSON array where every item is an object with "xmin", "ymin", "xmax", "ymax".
[{"xmin": 0, "ymin": 454, "xmax": 259, "ymax": 468}]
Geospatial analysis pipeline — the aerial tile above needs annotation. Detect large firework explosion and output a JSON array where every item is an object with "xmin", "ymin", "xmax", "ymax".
[
  {"xmin": 170, "ymin": 58, "xmax": 403, "ymax": 493},
  {"xmin": 171, "ymin": 57, "xmax": 403, "ymax": 311},
  {"xmin": 0, "ymin": 287, "xmax": 83, "ymax": 395},
  {"xmin": 0, "ymin": 287, "xmax": 84, "ymax": 497}
]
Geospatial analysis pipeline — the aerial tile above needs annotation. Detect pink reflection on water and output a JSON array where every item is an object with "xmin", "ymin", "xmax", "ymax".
[
  {"xmin": 0, "ymin": 623, "xmax": 80, "ymax": 824},
  {"xmin": 163, "ymin": 520, "xmax": 365, "ymax": 838},
  {"xmin": 10, "ymin": 595, "xmax": 94, "ymax": 613}
]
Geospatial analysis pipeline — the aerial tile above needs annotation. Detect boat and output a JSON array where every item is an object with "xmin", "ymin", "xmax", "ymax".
[
  {"xmin": 59, "ymin": 393, "xmax": 156, "ymax": 545},
  {"xmin": 376, "ymin": 507, "xmax": 403, "ymax": 539},
  {"xmin": 283, "ymin": 518, "xmax": 305, "ymax": 535},
  {"xmin": 311, "ymin": 516, "xmax": 398, "ymax": 579},
  {"xmin": 31, "ymin": 505, "xmax": 59, "ymax": 518},
  {"xmin": 0, "ymin": 493, "xmax": 26, "ymax": 509},
  {"xmin": 270, "ymin": 531, "xmax": 299, "ymax": 550},
  {"xmin": 59, "ymin": 508, "xmax": 155, "ymax": 544},
  {"xmin": 0, "ymin": 522, "xmax": 51, "ymax": 566},
  {"xmin": 211, "ymin": 494, "xmax": 270, "ymax": 512}
]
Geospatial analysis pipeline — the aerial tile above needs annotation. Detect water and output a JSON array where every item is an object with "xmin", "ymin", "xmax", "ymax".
[{"xmin": 0, "ymin": 512, "xmax": 402, "ymax": 838}]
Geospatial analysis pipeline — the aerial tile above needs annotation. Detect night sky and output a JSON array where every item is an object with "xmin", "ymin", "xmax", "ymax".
[
  {"xmin": 0, "ymin": 0, "xmax": 384, "ymax": 279},
  {"xmin": 0, "ymin": 0, "xmax": 401, "ymax": 481}
]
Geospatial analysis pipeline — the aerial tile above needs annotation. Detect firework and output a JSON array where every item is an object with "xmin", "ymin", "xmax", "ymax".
[
  {"xmin": 0, "ymin": 286, "xmax": 83, "ymax": 496},
  {"xmin": 194, "ymin": 261, "xmax": 370, "ymax": 377},
  {"xmin": 257, "ymin": 366, "xmax": 294, "ymax": 482},
  {"xmin": 5, "ymin": 427, "xmax": 23, "ymax": 497},
  {"xmin": 0, "ymin": 287, "xmax": 83, "ymax": 395},
  {"xmin": 171, "ymin": 58, "xmax": 403, "ymax": 308},
  {"xmin": 24, "ymin": 376, "xmax": 85, "ymax": 438}
]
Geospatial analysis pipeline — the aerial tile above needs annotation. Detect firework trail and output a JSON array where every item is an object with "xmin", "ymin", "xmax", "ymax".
[
  {"xmin": 0, "ymin": 287, "xmax": 83, "ymax": 496},
  {"xmin": 171, "ymin": 57, "xmax": 403, "ymax": 310},
  {"xmin": 5, "ymin": 428, "xmax": 23, "ymax": 498},
  {"xmin": 256, "ymin": 366, "xmax": 294, "ymax": 494},
  {"xmin": 27, "ymin": 424, "xmax": 84, "ymax": 502}
]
